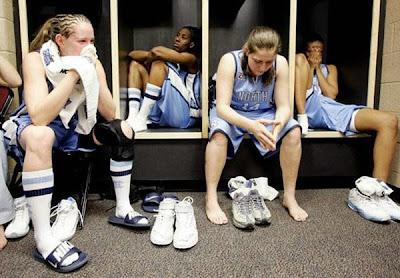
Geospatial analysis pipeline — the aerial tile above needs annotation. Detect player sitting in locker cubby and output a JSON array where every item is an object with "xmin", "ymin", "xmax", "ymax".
[
  {"xmin": 294, "ymin": 32, "xmax": 398, "ymax": 183},
  {"xmin": 127, "ymin": 26, "xmax": 201, "ymax": 132}
]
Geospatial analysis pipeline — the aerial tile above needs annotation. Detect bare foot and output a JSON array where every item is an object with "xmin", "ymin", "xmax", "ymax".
[
  {"xmin": 282, "ymin": 196, "xmax": 308, "ymax": 222},
  {"xmin": 0, "ymin": 225, "xmax": 7, "ymax": 251},
  {"xmin": 205, "ymin": 194, "xmax": 228, "ymax": 225}
]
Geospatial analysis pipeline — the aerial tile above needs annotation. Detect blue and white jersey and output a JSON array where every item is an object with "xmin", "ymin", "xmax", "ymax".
[
  {"xmin": 305, "ymin": 64, "xmax": 365, "ymax": 135},
  {"xmin": 308, "ymin": 64, "xmax": 329, "ymax": 98},
  {"xmin": 230, "ymin": 50, "xmax": 276, "ymax": 112}
]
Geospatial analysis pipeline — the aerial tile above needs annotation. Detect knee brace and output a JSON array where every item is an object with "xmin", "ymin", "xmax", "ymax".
[{"xmin": 93, "ymin": 119, "xmax": 135, "ymax": 161}]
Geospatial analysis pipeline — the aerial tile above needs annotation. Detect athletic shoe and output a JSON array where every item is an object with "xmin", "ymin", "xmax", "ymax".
[
  {"xmin": 51, "ymin": 197, "xmax": 83, "ymax": 241},
  {"xmin": 232, "ymin": 189, "xmax": 255, "ymax": 229},
  {"xmin": 348, "ymin": 188, "xmax": 390, "ymax": 222},
  {"xmin": 374, "ymin": 195, "xmax": 400, "ymax": 221},
  {"xmin": 4, "ymin": 197, "xmax": 30, "ymax": 239},
  {"xmin": 297, "ymin": 114, "xmax": 309, "ymax": 135},
  {"xmin": 150, "ymin": 198, "xmax": 177, "ymax": 245},
  {"xmin": 249, "ymin": 189, "xmax": 271, "ymax": 225},
  {"xmin": 173, "ymin": 197, "xmax": 198, "ymax": 249}
]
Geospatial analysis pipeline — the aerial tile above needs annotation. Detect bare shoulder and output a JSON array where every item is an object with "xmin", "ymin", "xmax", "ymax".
[{"xmin": 276, "ymin": 54, "xmax": 288, "ymax": 73}]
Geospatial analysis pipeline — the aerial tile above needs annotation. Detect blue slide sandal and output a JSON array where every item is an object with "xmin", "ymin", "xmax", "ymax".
[
  {"xmin": 142, "ymin": 192, "xmax": 162, "ymax": 212},
  {"xmin": 108, "ymin": 213, "xmax": 151, "ymax": 228},
  {"xmin": 33, "ymin": 241, "xmax": 88, "ymax": 273}
]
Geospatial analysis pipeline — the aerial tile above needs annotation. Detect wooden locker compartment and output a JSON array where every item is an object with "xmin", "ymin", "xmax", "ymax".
[
  {"xmin": 296, "ymin": 0, "xmax": 383, "ymax": 138},
  {"xmin": 18, "ymin": 0, "xmax": 112, "ymax": 85},
  {"xmin": 112, "ymin": 0, "xmax": 205, "ymax": 139}
]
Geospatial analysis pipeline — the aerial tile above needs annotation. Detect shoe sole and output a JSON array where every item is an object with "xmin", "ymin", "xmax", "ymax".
[
  {"xmin": 173, "ymin": 236, "xmax": 198, "ymax": 249},
  {"xmin": 347, "ymin": 201, "xmax": 390, "ymax": 222},
  {"xmin": 255, "ymin": 218, "xmax": 271, "ymax": 226},
  {"xmin": 233, "ymin": 218, "xmax": 255, "ymax": 230}
]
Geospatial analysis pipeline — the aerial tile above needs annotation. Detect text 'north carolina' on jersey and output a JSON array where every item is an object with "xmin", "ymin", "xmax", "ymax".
[{"xmin": 230, "ymin": 50, "xmax": 276, "ymax": 112}]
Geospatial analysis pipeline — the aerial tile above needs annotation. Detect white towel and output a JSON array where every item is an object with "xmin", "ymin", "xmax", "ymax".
[{"xmin": 40, "ymin": 40, "xmax": 99, "ymax": 134}]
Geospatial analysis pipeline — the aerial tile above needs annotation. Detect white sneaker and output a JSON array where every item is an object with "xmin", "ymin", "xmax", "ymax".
[
  {"xmin": 348, "ymin": 188, "xmax": 390, "ymax": 222},
  {"xmin": 374, "ymin": 195, "xmax": 400, "ymax": 221},
  {"xmin": 51, "ymin": 197, "xmax": 83, "ymax": 241},
  {"xmin": 173, "ymin": 197, "xmax": 198, "ymax": 249},
  {"xmin": 297, "ymin": 114, "xmax": 309, "ymax": 135},
  {"xmin": 4, "ymin": 197, "xmax": 30, "ymax": 239},
  {"xmin": 150, "ymin": 198, "xmax": 177, "ymax": 245},
  {"xmin": 232, "ymin": 189, "xmax": 255, "ymax": 229},
  {"xmin": 249, "ymin": 189, "xmax": 271, "ymax": 225}
]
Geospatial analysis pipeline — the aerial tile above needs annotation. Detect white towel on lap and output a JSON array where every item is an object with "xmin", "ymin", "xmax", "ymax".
[{"xmin": 40, "ymin": 40, "xmax": 99, "ymax": 134}]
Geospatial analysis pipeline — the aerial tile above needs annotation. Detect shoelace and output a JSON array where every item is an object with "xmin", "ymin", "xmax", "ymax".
[
  {"xmin": 153, "ymin": 210, "xmax": 175, "ymax": 226},
  {"xmin": 175, "ymin": 197, "xmax": 195, "ymax": 229},
  {"xmin": 50, "ymin": 203, "xmax": 84, "ymax": 228},
  {"xmin": 14, "ymin": 203, "xmax": 27, "ymax": 221},
  {"xmin": 252, "ymin": 195, "xmax": 265, "ymax": 211},
  {"xmin": 236, "ymin": 195, "xmax": 253, "ymax": 215}
]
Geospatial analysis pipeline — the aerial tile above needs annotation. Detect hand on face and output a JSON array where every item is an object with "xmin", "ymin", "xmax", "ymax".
[{"xmin": 307, "ymin": 51, "xmax": 322, "ymax": 69}]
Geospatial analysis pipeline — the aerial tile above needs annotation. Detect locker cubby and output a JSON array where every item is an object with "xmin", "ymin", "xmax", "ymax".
[
  {"xmin": 18, "ymin": 0, "xmax": 112, "ymax": 88},
  {"xmin": 296, "ymin": 0, "xmax": 383, "ymax": 138},
  {"xmin": 115, "ymin": 0, "xmax": 203, "ymax": 139}
]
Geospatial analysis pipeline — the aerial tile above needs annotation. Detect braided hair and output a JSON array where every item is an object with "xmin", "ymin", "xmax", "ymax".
[{"xmin": 30, "ymin": 14, "xmax": 91, "ymax": 52}]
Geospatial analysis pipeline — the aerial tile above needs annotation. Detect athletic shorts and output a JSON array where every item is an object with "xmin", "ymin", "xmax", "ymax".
[{"xmin": 209, "ymin": 106, "xmax": 300, "ymax": 159}]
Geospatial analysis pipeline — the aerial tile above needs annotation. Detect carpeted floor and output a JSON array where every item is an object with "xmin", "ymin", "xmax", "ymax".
[{"xmin": 1, "ymin": 189, "xmax": 400, "ymax": 278}]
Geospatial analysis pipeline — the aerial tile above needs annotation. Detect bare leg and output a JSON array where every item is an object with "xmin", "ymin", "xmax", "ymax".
[
  {"xmin": 148, "ymin": 60, "xmax": 167, "ymax": 87},
  {"xmin": 128, "ymin": 61, "xmax": 148, "ymax": 92},
  {"xmin": 280, "ymin": 127, "xmax": 308, "ymax": 221},
  {"xmin": 354, "ymin": 109, "xmax": 398, "ymax": 182},
  {"xmin": 294, "ymin": 54, "xmax": 313, "ymax": 114},
  {"xmin": 205, "ymin": 133, "xmax": 229, "ymax": 225},
  {"xmin": 0, "ymin": 225, "xmax": 7, "ymax": 251}
]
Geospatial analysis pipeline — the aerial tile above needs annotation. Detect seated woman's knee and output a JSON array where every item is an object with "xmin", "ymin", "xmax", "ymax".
[
  {"xmin": 284, "ymin": 127, "xmax": 301, "ymax": 146},
  {"xmin": 382, "ymin": 113, "xmax": 399, "ymax": 132},
  {"xmin": 210, "ymin": 132, "xmax": 228, "ymax": 147},
  {"xmin": 23, "ymin": 126, "xmax": 55, "ymax": 152},
  {"xmin": 129, "ymin": 60, "xmax": 145, "ymax": 72},
  {"xmin": 295, "ymin": 53, "xmax": 309, "ymax": 68},
  {"xmin": 121, "ymin": 120, "xmax": 134, "ymax": 140}
]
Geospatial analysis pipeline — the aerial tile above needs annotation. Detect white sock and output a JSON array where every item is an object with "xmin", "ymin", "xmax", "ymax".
[
  {"xmin": 126, "ymin": 88, "xmax": 141, "ymax": 121},
  {"xmin": 136, "ymin": 83, "xmax": 161, "ymax": 122},
  {"xmin": 23, "ymin": 169, "xmax": 78, "ymax": 266},
  {"xmin": 110, "ymin": 159, "xmax": 133, "ymax": 217},
  {"xmin": 297, "ymin": 113, "xmax": 309, "ymax": 135}
]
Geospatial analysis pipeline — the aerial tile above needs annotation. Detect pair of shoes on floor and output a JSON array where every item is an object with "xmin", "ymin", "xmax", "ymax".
[
  {"xmin": 5, "ymin": 196, "xmax": 30, "ymax": 239},
  {"xmin": 151, "ymin": 197, "xmax": 198, "ymax": 249},
  {"xmin": 50, "ymin": 197, "xmax": 83, "ymax": 241},
  {"xmin": 348, "ymin": 176, "xmax": 400, "ymax": 222},
  {"xmin": 232, "ymin": 188, "xmax": 271, "ymax": 229}
]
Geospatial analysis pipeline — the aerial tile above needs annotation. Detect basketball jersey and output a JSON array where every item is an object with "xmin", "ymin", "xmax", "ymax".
[{"xmin": 230, "ymin": 50, "xmax": 276, "ymax": 112}]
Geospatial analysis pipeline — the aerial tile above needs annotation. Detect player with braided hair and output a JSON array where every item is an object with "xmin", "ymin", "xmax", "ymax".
[{"xmin": 2, "ymin": 14, "xmax": 148, "ymax": 272}]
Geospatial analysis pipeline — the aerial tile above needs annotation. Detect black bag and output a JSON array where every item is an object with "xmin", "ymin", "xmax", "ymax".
[{"xmin": 0, "ymin": 86, "xmax": 14, "ymax": 123}]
